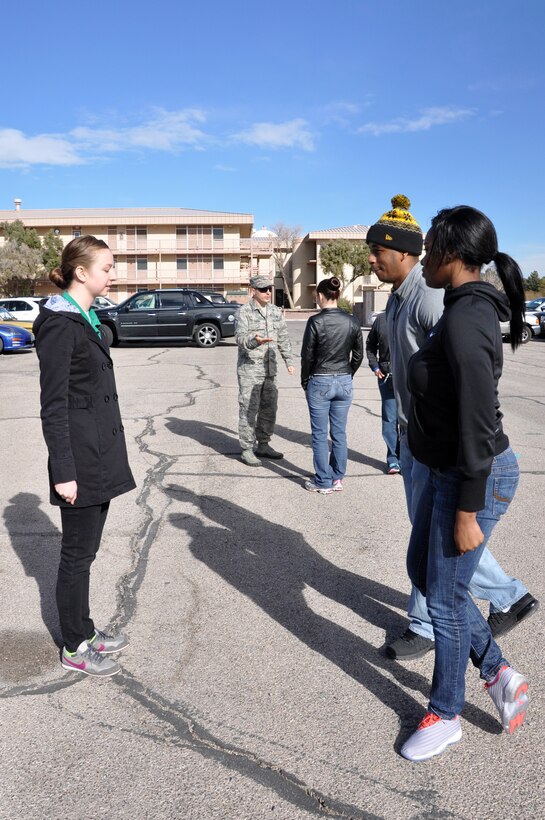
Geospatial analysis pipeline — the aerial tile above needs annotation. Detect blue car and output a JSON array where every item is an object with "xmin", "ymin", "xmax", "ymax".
[{"xmin": 0, "ymin": 323, "xmax": 34, "ymax": 353}]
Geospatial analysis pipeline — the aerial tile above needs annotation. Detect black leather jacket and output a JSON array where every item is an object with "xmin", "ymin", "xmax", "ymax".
[{"xmin": 301, "ymin": 308, "xmax": 364, "ymax": 389}]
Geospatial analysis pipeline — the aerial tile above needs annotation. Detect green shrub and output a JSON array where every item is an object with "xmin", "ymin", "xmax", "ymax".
[{"xmin": 337, "ymin": 297, "xmax": 353, "ymax": 314}]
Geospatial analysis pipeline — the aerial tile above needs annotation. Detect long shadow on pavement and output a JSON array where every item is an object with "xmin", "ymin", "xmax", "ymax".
[
  {"xmin": 167, "ymin": 488, "xmax": 500, "ymax": 749},
  {"xmin": 165, "ymin": 417, "xmax": 305, "ymax": 482},
  {"xmin": 4, "ymin": 492, "xmax": 62, "ymax": 647}
]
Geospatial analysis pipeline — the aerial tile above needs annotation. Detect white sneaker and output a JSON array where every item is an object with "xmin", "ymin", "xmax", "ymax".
[
  {"xmin": 485, "ymin": 665, "xmax": 529, "ymax": 734},
  {"xmin": 400, "ymin": 712, "xmax": 462, "ymax": 762},
  {"xmin": 332, "ymin": 480, "xmax": 344, "ymax": 492}
]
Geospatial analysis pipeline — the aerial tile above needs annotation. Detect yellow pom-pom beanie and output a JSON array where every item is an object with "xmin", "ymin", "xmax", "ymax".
[{"xmin": 366, "ymin": 194, "xmax": 423, "ymax": 255}]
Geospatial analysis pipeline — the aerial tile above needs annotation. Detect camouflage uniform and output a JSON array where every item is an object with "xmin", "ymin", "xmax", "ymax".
[{"xmin": 235, "ymin": 299, "xmax": 294, "ymax": 450}]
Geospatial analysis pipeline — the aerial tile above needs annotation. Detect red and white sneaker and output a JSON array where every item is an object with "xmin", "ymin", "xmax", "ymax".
[
  {"xmin": 485, "ymin": 665, "xmax": 529, "ymax": 734},
  {"xmin": 400, "ymin": 712, "xmax": 462, "ymax": 762}
]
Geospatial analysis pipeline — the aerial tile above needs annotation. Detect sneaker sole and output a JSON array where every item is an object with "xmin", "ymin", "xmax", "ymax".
[
  {"xmin": 504, "ymin": 695, "xmax": 529, "ymax": 735},
  {"xmin": 95, "ymin": 640, "xmax": 130, "ymax": 655},
  {"xmin": 61, "ymin": 660, "xmax": 121, "ymax": 677},
  {"xmin": 305, "ymin": 487, "xmax": 333, "ymax": 495},
  {"xmin": 401, "ymin": 726, "xmax": 463, "ymax": 762},
  {"xmin": 386, "ymin": 642, "xmax": 435, "ymax": 661}
]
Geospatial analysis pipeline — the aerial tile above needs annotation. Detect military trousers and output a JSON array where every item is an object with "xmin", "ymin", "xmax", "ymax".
[{"xmin": 238, "ymin": 372, "xmax": 278, "ymax": 450}]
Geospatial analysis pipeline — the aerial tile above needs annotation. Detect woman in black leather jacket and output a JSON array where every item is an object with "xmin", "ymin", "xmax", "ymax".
[{"xmin": 301, "ymin": 277, "xmax": 363, "ymax": 494}]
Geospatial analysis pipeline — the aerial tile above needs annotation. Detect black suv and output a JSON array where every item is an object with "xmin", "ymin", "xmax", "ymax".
[{"xmin": 95, "ymin": 289, "xmax": 239, "ymax": 348}]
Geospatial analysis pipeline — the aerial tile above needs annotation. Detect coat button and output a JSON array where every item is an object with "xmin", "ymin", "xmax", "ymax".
[
  {"xmin": 102, "ymin": 363, "xmax": 107, "ymax": 370},
  {"xmin": 120, "ymin": 423, "xmax": 124, "ymax": 432},
  {"xmin": 113, "ymin": 393, "xmax": 118, "ymax": 401},
  {"xmin": 104, "ymin": 395, "xmax": 110, "ymax": 403},
  {"xmin": 108, "ymin": 363, "xmax": 113, "ymax": 369},
  {"xmin": 112, "ymin": 427, "xmax": 117, "ymax": 435}
]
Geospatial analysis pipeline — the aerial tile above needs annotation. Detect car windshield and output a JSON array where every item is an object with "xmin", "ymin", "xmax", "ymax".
[
  {"xmin": 525, "ymin": 298, "xmax": 545, "ymax": 311},
  {"xmin": 0, "ymin": 307, "xmax": 16, "ymax": 320}
]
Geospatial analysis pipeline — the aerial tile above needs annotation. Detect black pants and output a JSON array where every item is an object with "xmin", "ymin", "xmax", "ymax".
[{"xmin": 57, "ymin": 502, "xmax": 110, "ymax": 652}]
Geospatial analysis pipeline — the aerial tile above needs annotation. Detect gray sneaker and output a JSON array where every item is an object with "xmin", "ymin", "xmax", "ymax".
[
  {"xmin": 88, "ymin": 628, "xmax": 129, "ymax": 655},
  {"xmin": 61, "ymin": 642, "xmax": 121, "ymax": 677},
  {"xmin": 304, "ymin": 480, "xmax": 333, "ymax": 495},
  {"xmin": 255, "ymin": 443, "xmax": 283, "ymax": 459},
  {"xmin": 241, "ymin": 449, "xmax": 262, "ymax": 466}
]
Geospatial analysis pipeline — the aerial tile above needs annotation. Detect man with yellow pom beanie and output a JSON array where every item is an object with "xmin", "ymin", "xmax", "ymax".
[{"xmin": 367, "ymin": 195, "xmax": 538, "ymax": 661}]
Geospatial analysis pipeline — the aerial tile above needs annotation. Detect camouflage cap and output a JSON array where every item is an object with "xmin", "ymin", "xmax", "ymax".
[{"xmin": 250, "ymin": 274, "xmax": 274, "ymax": 289}]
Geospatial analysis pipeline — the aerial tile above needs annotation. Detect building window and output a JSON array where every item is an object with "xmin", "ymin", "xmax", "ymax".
[
  {"xmin": 72, "ymin": 230, "xmax": 81, "ymax": 238},
  {"xmin": 212, "ymin": 227, "xmax": 224, "ymax": 241},
  {"xmin": 136, "ymin": 256, "xmax": 148, "ymax": 271},
  {"xmin": 213, "ymin": 256, "xmax": 224, "ymax": 270},
  {"xmin": 176, "ymin": 227, "xmax": 187, "ymax": 237},
  {"xmin": 176, "ymin": 256, "xmax": 188, "ymax": 270}
]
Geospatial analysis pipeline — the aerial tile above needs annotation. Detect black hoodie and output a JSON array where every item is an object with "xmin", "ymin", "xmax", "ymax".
[{"xmin": 407, "ymin": 281, "xmax": 511, "ymax": 511}]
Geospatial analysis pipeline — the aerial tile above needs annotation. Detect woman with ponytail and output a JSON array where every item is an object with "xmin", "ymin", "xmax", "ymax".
[
  {"xmin": 34, "ymin": 236, "xmax": 135, "ymax": 677},
  {"xmin": 400, "ymin": 206, "xmax": 530, "ymax": 761},
  {"xmin": 300, "ymin": 276, "xmax": 363, "ymax": 493}
]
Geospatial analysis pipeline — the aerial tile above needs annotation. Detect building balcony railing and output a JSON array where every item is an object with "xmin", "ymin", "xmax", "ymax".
[{"xmin": 105, "ymin": 237, "xmax": 275, "ymax": 255}]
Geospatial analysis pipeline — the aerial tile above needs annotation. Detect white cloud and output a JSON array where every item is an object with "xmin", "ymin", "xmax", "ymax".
[
  {"xmin": 214, "ymin": 164, "xmax": 236, "ymax": 172},
  {"xmin": 233, "ymin": 118, "xmax": 315, "ymax": 151},
  {"xmin": 0, "ymin": 110, "xmax": 316, "ymax": 168},
  {"xmin": 72, "ymin": 108, "xmax": 208, "ymax": 153},
  {"xmin": 0, "ymin": 128, "xmax": 83, "ymax": 168},
  {"xmin": 358, "ymin": 106, "xmax": 475, "ymax": 136},
  {"xmin": 0, "ymin": 109, "xmax": 210, "ymax": 168}
]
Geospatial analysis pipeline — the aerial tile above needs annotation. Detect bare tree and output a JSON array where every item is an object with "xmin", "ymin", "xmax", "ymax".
[
  {"xmin": 270, "ymin": 222, "xmax": 302, "ymax": 309},
  {"xmin": 0, "ymin": 240, "xmax": 43, "ymax": 296}
]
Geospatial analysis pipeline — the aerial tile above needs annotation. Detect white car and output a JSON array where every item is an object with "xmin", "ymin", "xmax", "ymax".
[
  {"xmin": 500, "ymin": 310, "xmax": 542, "ymax": 344},
  {"xmin": 92, "ymin": 296, "xmax": 116, "ymax": 310},
  {"xmin": 0, "ymin": 297, "xmax": 42, "ymax": 322}
]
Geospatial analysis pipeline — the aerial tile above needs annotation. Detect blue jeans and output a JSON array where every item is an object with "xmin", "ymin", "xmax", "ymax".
[
  {"xmin": 407, "ymin": 448, "xmax": 518, "ymax": 718},
  {"xmin": 399, "ymin": 432, "xmax": 528, "ymax": 640},
  {"xmin": 378, "ymin": 376, "xmax": 399, "ymax": 468},
  {"xmin": 306, "ymin": 374, "xmax": 353, "ymax": 488}
]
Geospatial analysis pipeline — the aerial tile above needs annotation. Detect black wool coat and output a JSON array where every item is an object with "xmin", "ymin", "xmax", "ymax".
[{"xmin": 34, "ymin": 306, "xmax": 136, "ymax": 507}]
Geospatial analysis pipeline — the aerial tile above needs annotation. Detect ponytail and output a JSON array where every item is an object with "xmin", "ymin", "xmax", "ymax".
[
  {"xmin": 429, "ymin": 206, "xmax": 526, "ymax": 351},
  {"xmin": 49, "ymin": 266, "xmax": 65, "ymax": 289},
  {"xmin": 494, "ymin": 252, "xmax": 525, "ymax": 350}
]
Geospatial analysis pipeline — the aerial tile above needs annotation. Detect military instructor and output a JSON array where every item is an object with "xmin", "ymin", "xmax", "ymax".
[{"xmin": 235, "ymin": 275, "xmax": 295, "ymax": 466}]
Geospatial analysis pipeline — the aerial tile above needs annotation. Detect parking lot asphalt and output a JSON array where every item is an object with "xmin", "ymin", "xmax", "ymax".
[{"xmin": 1, "ymin": 322, "xmax": 544, "ymax": 819}]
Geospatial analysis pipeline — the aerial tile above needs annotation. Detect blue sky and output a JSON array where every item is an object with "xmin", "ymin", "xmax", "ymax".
[{"xmin": 1, "ymin": 0, "xmax": 544, "ymax": 273}]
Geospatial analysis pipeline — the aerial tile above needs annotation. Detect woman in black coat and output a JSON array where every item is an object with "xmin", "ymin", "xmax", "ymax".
[{"xmin": 34, "ymin": 235, "xmax": 135, "ymax": 677}]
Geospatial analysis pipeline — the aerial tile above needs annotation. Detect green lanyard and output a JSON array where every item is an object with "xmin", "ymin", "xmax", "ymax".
[{"xmin": 62, "ymin": 292, "xmax": 102, "ymax": 337}]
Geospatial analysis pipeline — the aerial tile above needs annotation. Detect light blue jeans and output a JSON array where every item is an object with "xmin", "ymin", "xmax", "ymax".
[
  {"xmin": 407, "ymin": 448, "xmax": 518, "ymax": 717},
  {"xmin": 399, "ymin": 431, "xmax": 527, "ymax": 641},
  {"xmin": 306, "ymin": 374, "xmax": 353, "ymax": 488},
  {"xmin": 378, "ymin": 376, "xmax": 399, "ymax": 469}
]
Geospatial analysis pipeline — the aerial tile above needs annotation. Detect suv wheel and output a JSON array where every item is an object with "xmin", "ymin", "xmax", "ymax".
[
  {"xmin": 194, "ymin": 323, "xmax": 220, "ymax": 348},
  {"xmin": 520, "ymin": 324, "xmax": 532, "ymax": 344}
]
